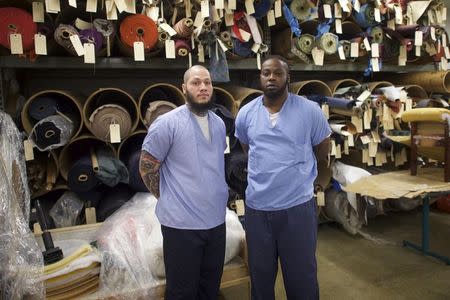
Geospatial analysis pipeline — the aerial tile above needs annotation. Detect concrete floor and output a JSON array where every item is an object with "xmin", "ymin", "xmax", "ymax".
[{"xmin": 221, "ymin": 208, "xmax": 450, "ymax": 299}]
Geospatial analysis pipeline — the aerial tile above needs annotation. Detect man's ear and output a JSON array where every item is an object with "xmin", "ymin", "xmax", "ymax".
[{"xmin": 181, "ymin": 83, "xmax": 186, "ymax": 94}]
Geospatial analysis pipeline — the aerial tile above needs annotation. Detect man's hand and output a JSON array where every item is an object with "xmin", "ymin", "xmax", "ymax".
[{"xmin": 139, "ymin": 150, "xmax": 161, "ymax": 198}]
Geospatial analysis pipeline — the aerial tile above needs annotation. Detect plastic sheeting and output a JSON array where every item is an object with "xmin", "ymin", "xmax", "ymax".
[
  {"xmin": 0, "ymin": 112, "xmax": 44, "ymax": 299},
  {"xmin": 49, "ymin": 191, "xmax": 84, "ymax": 228}
]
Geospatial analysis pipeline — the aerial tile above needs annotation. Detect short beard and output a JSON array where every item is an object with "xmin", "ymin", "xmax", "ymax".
[
  {"xmin": 186, "ymin": 92, "xmax": 212, "ymax": 115},
  {"xmin": 263, "ymin": 81, "xmax": 289, "ymax": 100}
]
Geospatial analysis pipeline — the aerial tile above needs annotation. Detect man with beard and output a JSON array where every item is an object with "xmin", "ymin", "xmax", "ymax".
[
  {"xmin": 235, "ymin": 56, "xmax": 331, "ymax": 299},
  {"xmin": 140, "ymin": 65, "xmax": 228, "ymax": 300}
]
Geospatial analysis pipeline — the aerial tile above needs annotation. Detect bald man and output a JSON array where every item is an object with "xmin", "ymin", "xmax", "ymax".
[{"xmin": 140, "ymin": 65, "xmax": 228, "ymax": 300}]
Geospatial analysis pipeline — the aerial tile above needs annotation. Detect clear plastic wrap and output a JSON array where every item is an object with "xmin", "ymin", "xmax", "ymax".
[
  {"xmin": 30, "ymin": 114, "xmax": 75, "ymax": 151},
  {"xmin": 0, "ymin": 112, "xmax": 45, "ymax": 299},
  {"xmin": 49, "ymin": 191, "xmax": 84, "ymax": 227}
]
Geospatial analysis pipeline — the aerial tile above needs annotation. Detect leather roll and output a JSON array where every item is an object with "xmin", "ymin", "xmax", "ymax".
[
  {"xmin": 88, "ymin": 104, "xmax": 133, "ymax": 142},
  {"xmin": 175, "ymin": 39, "xmax": 191, "ymax": 57},
  {"xmin": 144, "ymin": 100, "xmax": 177, "ymax": 128},
  {"xmin": 119, "ymin": 14, "xmax": 158, "ymax": 51},
  {"xmin": 0, "ymin": 7, "xmax": 37, "ymax": 52}
]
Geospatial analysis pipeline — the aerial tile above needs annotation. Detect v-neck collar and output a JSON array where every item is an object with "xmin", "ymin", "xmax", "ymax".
[
  {"xmin": 260, "ymin": 95, "xmax": 291, "ymax": 129},
  {"xmin": 190, "ymin": 110, "xmax": 212, "ymax": 144}
]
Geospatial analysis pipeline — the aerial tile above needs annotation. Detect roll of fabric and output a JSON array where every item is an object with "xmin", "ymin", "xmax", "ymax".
[
  {"xmin": 54, "ymin": 24, "xmax": 80, "ymax": 56},
  {"xmin": 307, "ymin": 95, "xmax": 356, "ymax": 109},
  {"xmin": 93, "ymin": 19, "xmax": 115, "ymax": 42},
  {"xmin": 28, "ymin": 96, "xmax": 60, "ymax": 121},
  {"xmin": 402, "ymin": 107, "xmax": 450, "ymax": 123},
  {"xmin": 252, "ymin": 0, "xmax": 272, "ymax": 19},
  {"xmin": 119, "ymin": 14, "xmax": 158, "ymax": 51},
  {"xmin": 31, "ymin": 115, "xmax": 75, "ymax": 151},
  {"xmin": 211, "ymin": 103, "xmax": 234, "ymax": 136},
  {"xmin": 97, "ymin": 184, "xmax": 134, "ymax": 222},
  {"xmin": 175, "ymin": 39, "xmax": 191, "ymax": 57},
  {"xmin": 143, "ymin": 87, "xmax": 170, "ymax": 101},
  {"xmin": 232, "ymin": 39, "xmax": 253, "ymax": 57},
  {"xmin": 319, "ymin": 32, "xmax": 338, "ymax": 54},
  {"xmin": 88, "ymin": 104, "xmax": 132, "ymax": 141},
  {"xmin": 289, "ymin": 0, "xmax": 314, "ymax": 21},
  {"xmin": 353, "ymin": 3, "xmax": 377, "ymax": 29},
  {"xmin": 173, "ymin": 18, "xmax": 194, "ymax": 38},
  {"xmin": 225, "ymin": 151, "xmax": 248, "ymax": 197},
  {"xmin": 144, "ymin": 100, "xmax": 177, "ymax": 128},
  {"xmin": 79, "ymin": 28, "xmax": 103, "ymax": 52},
  {"xmin": 296, "ymin": 34, "xmax": 315, "ymax": 54},
  {"xmin": 95, "ymin": 148, "xmax": 129, "ymax": 187},
  {"xmin": 0, "ymin": 7, "xmax": 37, "ymax": 52},
  {"xmin": 383, "ymin": 71, "xmax": 450, "ymax": 94},
  {"xmin": 126, "ymin": 150, "xmax": 148, "ymax": 193},
  {"xmin": 68, "ymin": 155, "xmax": 100, "ymax": 193}
]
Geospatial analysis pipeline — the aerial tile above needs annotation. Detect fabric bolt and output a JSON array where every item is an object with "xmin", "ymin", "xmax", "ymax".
[
  {"xmin": 79, "ymin": 28, "xmax": 103, "ymax": 52},
  {"xmin": 93, "ymin": 19, "xmax": 115, "ymax": 42},
  {"xmin": 119, "ymin": 14, "xmax": 158, "ymax": 51},
  {"xmin": 88, "ymin": 104, "xmax": 132, "ymax": 141},
  {"xmin": 144, "ymin": 88, "xmax": 170, "ymax": 102},
  {"xmin": 144, "ymin": 100, "xmax": 177, "ymax": 128},
  {"xmin": 307, "ymin": 95, "xmax": 356, "ymax": 109},
  {"xmin": 28, "ymin": 96, "xmax": 60, "ymax": 121},
  {"xmin": 209, "ymin": 43, "xmax": 230, "ymax": 82},
  {"xmin": 173, "ymin": 18, "xmax": 194, "ymax": 38},
  {"xmin": 54, "ymin": 24, "xmax": 80, "ymax": 56},
  {"xmin": 68, "ymin": 155, "xmax": 100, "ymax": 193},
  {"xmin": 225, "ymin": 151, "xmax": 248, "ymax": 196},
  {"xmin": 125, "ymin": 149, "xmax": 149, "ymax": 192},
  {"xmin": 289, "ymin": 0, "xmax": 314, "ymax": 22},
  {"xmin": 175, "ymin": 39, "xmax": 191, "ymax": 57},
  {"xmin": 252, "ymin": 0, "xmax": 272, "ymax": 19},
  {"xmin": 95, "ymin": 149, "xmax": 129, "ymax": 187},
  {"xmin": 232, "ymin": 39, "xmax": 253, "ymax": 57},
  {"xmin": 296, "ymin": 34, "xmax": 315, "ymax": 54},
  {"xmin": 142, "ymin": 105, "xmax": 228, "ymax": 230},
  {"xmin": 234, "ymin": 94, "xmax": 331, "ymax": 210},
  {"xmin": 31, "ymin": 115, "xmax": 75, "ymax": 151},
  {"xmin": 353, "ymin": 3, "xmax": 377, "ymax": 29},
  {"xmin": 0, "ymin": 7, "xmax": 37, "ymax": 51},
  {"xmin": 283, "ymin": 2, "xmax": 301, "ymax": 37}
]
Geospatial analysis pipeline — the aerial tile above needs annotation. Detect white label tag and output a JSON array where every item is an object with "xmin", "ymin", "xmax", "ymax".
[
  {"xmin": 225, "ymin": 136, "xmax": 230, "ymax": 154},
  {"xmin": 353, "ymin": 0, "xmax": 360, "ymax": 12},
  {"xmin": 335, "ymin": 144, "xmax": 342, "ymax": 159},
  {"xmin": 369, "ymin": 141, "xmax": 378, "ymax": 157},
  {"xmin": 364, "ymin": 109, "xmax": 372, "ymax": 129},
  {"xmin": 344, "ymin": 139, "xmax": 349, "ymax": 154},
  {"xmin": 335, "ymin": 18, "xmax": 342, "ymax": 34},
  {"xmin": 323, "ymin": 4, "xmax": 332, "ymax": 18},
  {"xmin": 275, "ymin": 0, "xmax": 282, "ymax": 18},
  {"xmin": 321, "ymin": 104, "xmax": 329, "ymax": 119},
  {"xmin": 245, "ymin": 0, "xmax": 255, "ymax": 15},
  {"xmin": 198, "ymin": 43, "xmax": 205, "ymax": 62},
  {"xmin": 194, "ymin": 12, "xmax": 204, "ymax": 28},
  {"xmin": 444, "ymin": 46, "xmax": 450, "ymax": 59},
  {"xmin": 371, "ymin": 130, "xmax": 381, "ymax": 143},
  {"xmin": 147, "ymin": 6, "xmax": 159, "ymax": 21},
  {"xmin": 394, "ymin": 5, "xmax": 403, "ymax": 24},
  {"xmin": 133, "ymin": 41, "xmax": 145, "ymax": 61},
  {"xmin": 430, "ymin": 27, "xmax": 436, "ymax": 41},
  {"xmin": 388, "ymin": 19, "xmax": 395, "ymax": 30},
  {"xmin": 215, "ymin": 0, "xmax": 225, "ymax": 9},
  {"xmin": 212, "ymin": 8, "xmax": 221, "ymax": 22},
  {"xmin": 225, "ymin": 13, "xmax": 234, "ymax": 26},
  {"xmin": 217, "ymin": 39, "xmax": 228, "ymax": 52},
  {"xmin": 10, "ymin": 34, "xmax": 23, "ymax": 54},
  {"xmin": 24, "ymin": 140, "xmax": 34, "ymax": 161},
  {"xmin": 360, "ymin": 135, "xmax": 371, "ymax": 144},
  {"xmin": 235, "ymin": 199, "xmax": 245, "ymax": 216},
  {"xmin": 34, "ymin": 34, "xmax": 47, "ymax": 55},
  {"xmin": 267, "ymin": 10, "xmax": 276, "ymax": 27},
  {"xmin": 348, "ymin": 134, "xmax": 354, "ymax": 147},
  {"xmin": 338, "ymin": 0, "xmax": 350, "ymax": 12},
  {"xmin": 251, "ymin": 42, "xmax": 261, "ymax": 53},
  {"xmin": 106, "ymin": 1, "xmax": 118, "ymax": 20},
  {"xmin": 398, "ymin": 56, "xmax": 407, "ymax": 66},
  {"xmin": 160, "ymin": 23, "xmax": 177, "ymax": 37},
  {"xmin": 442, "ymin": 34, "xmax": 447, "ymax": 46},
  {"xmin": 363, "ymin": 38, "xmax": 371, "ymax": 52},
  {"xmin": 165, "ymin": 40, "xmax": 176, "ymax": 59},
  {"xmin": 330, "ymin": 139, "xmax": 337, "ymax": 156},
  {"xmin": 69, "ymin": 0, "xmax": 77, "ymax": 7},
  {"xmin": 338, "ymin": 45, "xmax": 346, "ymax": 60},
  {"xmin": 357, "ymin": 90, "xmax": 371, "ymax": 101},
  {"xmin": 406, "ymin": 98, "xmax": 413, "ymax": 111},
  {"xmin": 350, "ymin": 42, "xmax": 359, "ymax": 57},
  {"xmin": 317, "ymin": 191, "xmax": 325, "ymax": 206},
  {"xmin": 110, "ymin": 124, "xmax": 121, "ymax": 143},
  {"xmin": 125, "ymin": 0, "xmax": 136, "ymax": 13},
  {"xmin": 371, "ymin": 43, "xmax": 379, "ymax": 57},
  {"xmin": 415, "ymin": 45, "xmax": 421, "ymax": 56},
  {"xmin": 75, "ymin": 18, "xmax": 93, "ymax": 30},
  {"xmin": 114, "ymin": 0, "xmax": 126, "ymax": 13},
  {"xmin": 351, "ymin": 116, "xmax": 363, "ymax": 133},
  {"xmin": 228, "ymin": 0, "xmax": 236, "ymax": 9},
  {"xmin": 442, "ymin": 7, "xmax": 447, "ymax": 22},
  {"xmin": 441, "ymin": 57, "xmax": 448, "ymax": 71},
  {"xmin": 312, "ymin": 47, "xmax": 324, "ymax": 66},
  {"xmin": 86, "ymin": 0, "xmax": 97, "ymax": 12},
  {"xmin": 46, "ymin": 0, "xmax": 60, "ymax": 13},
  {"xmin": 399, "ymin": 45, "xmax": 407, "ymax": 58},
  {"xmin": 32, "ymin": 2, "xmax": 45, "ymax": 23},
  {"xmin": 84, "ymin": 43, "xmax": 96, "ymax": 64},
  {"xmin": 69, "ymin": 35, "xmax": 84, "ymax": 56},
  {"xmin": 374, "ymin": 8, "xmax": 381, "ymax": 22},
  {"xmin": 415, "ymin": 31, "xmax": 423, "ymax": 46},
  {"xmin": 334, "ymin": 3, "xmax": 342, "ymax": 18},
  {"xmin": 201, "ymin": 0, "xmax": 210, "ymax": 18},
  {"xmin": 257, "ymin": 52, "xmax": 261, "ymax": 70},
  {"xmin": 371, "ymin": 58, "xmax": 380, "ymax": 71},
  {"xmin": 188, "ymin": 52, "xmax": 192, "ymax": 67},
  {"xmin": 239, "ymin": 29, "xmax": 251, "ymax": 42}
]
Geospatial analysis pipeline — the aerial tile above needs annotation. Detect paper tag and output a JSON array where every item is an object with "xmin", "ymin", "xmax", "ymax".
[
  {"xmin": 387, "ymin": 19, "xmax": 395, "ymax": 30},
  {"xmin": 415, "ymin": 45, "xmax": 421, "ymax": 56},
  {"xmin": 367, "ymin": 157, "xmax": 374, "ymax": 166},
  {"xmin": 83, "ymin": 43, "xmax": 95, "ymax": 63},
  {"xmin": 335, "ymin": 144, "xmax": 342, "ymax": 159},
  {"xmin": 275, "ymin": 0, "xmax": 282, "ymax": 18},
  {"xmin": 251, "ymin": 43, "xmax": 261, "ymax": 53},
  {"xmin": 218, "ymin": 39, "xmax": 229, "ymax": 52},
  {"xmin": 69, "ymin": 0, "xmax": 77, "ymax": 7},
  {"xmin": 330, "ymin": 139, "xmax": 337, "ymax": 156},
  {"xmin": 215, "ymin": 0, "xmax": 225, "ymax": 9},
  {"xmin": 338, "ymin": 45, "xmax": 346, "ymax": 60},
  {"xmin": 10, "ymin": 34, "xmax": 23, "ymax": 55},
  {"xmin": 443, "ymin": 34, "xmax": 448, "ymax": 46},
  {"xmin": 239, "ymin": 29, "xmax": 251, "ymax": 42},
  {"xmin": 68, "ymin": 35, "xmax": 84, "ymax": 56},
  {"xmin": 34, "ymin": 34, "xmax": 47, "ymax": 55},
  {"xmin": 357, "ymin": 90, "xmax": 371, "ymax": 101},
  {"xmin": 24, "ymin": 140, "xmax": 34, "ymax": 161},
  {"xmin": 317, "ymin": 191, "xmax": 325, "ymax": 206},
  {"xmin": 350, "ymin": 42, "xmax": 359, "ymax": 57},
  {"xmin": 110, "ymin": 124, "xmax": 121, "ymax": 143},
  {"xmin": 194, "ymin": 12, "xmax": 204, "ymax": 28},
  {"xmin": 32, "ymin": 2, "xmax": 45, "ymax": 23},
  {"xmin": 133, "ymin": 41, "xmax": 145, "ymax": 61},
  {"xmin": 245, "ymin": 0, "xmax": 255, "ymax": 14},
  {"xmin": 363, "ymin": 109, "xmax": 372, "ymax": 129},
  {"xmin": 198, "ymin": 43, "xmax": 205, "ymax": 62},
  {"xmin": 235, "ymin": 199, "xmax": 245, "ymax": 216},
  {"xmin": 106, "ymin": 1, "xmax": 118, "ymax": 20},
  {"xmin": 201, "ymin": 0, "xmax": 210, "ymax": 18},
  {"xmin": 86, "ymin": 0, "xmax": 97, "ymax": 12},
  {"xmin": 398, "ymin": 57, "xmax": 407, "ymax": 66},
  {"xmin": 323, "ymin": 4, "xmax": 332, "ymax": 18},
  {"xmin": 114, "ymin": 0, "xmax": 126, "ymax": 13},
  {"xmin": 225, "ymin": 136, "xmax": 230, "ymax": 154},
  {"xmin": 267, "ymin": 10, "xmax": 276, "ymax": 27},
  {"xmin": 348, "ymin": 134, "xmax": 354, "ymax": 147},
  {"xmin": 338, "ymin": 0, "xmax": 350, "ymax": 12},
  {"xmin": 159, "ymin": 23, "xmax": 177, "ymax": 37},
  {"xmin": 405, "ymin": 98, "xmax": 413, "ymax": 111},
  {"xmin": 415, "ymin": 31, "xmax": 423, "ymax": 46},
  {"xmin": 312, "ymin": 47, "xmax": 324, "ymax": 66},
  {"xmin": 225, "ymin": 13, "xmax": 234, "ymax": 26},
  {"xmin": 335, "ymin": 18, "xmax": 342, "ymax": 34},
  {"xmin": 444, "ymin": 46, "xmax": 450, "ymax": 59},
  {"xmin": 147, "ymin": 6, "xmax": 159, "ymax": 21},
  {"xmin": 353, "ymin": 0, "xmax": 360, "ymax": 12},
  {"xmin": 75, "ymin": 18, "xmax": 93, "ymax": 30},
  {"xmin": 344, "ymin": 139, "xmax": 349, "ymax": 154},
  {"xmin": 399, "ymin": 45, "xmax": 407, "ymax": 59},
  {"xmin": 334, "ymin": 3, "xmax": 342, "ymax": 18},
  {"xmin": 351, "ymin": 116, "xmax": 363, "ymax": 133},
  {"xmin": 442, "ymin": 7, "xmax": 447, "ymax": 22},
  {"xmin": 85, "ymin": 207, "xmax": 97, "ymax": 224},
  {"xmin": 394, "ymin": 5, "xmax": 403, "ymax": 24},
  {"xmin": 371, "ymin": 58, "xmax": 380, "ymax": 72},
  {"xmin": 371, "ymin": 43, "xmax": 379, "ymax": 57},
  {"xmin": 227, "ymin": 0, "xmax": 236, "ymax": 9},
  {"xmin": 360, "ymin": 135, "xmax": 371, "ymax": 144},
  {"xmin": 436, "ymin": 7, "xmax": 443, "ymax": 24},
  {"xmin": 362, "ymin": 148, "xmax": 369, "ymax": 163},
  {"xmin": 125, "ymin": 0, "xmax": 136, "ymax": 13},
  {"xmin": 369, "ymin": 141, "xmax": 378, "ymax": 157},
  {"xmin": 374, "ymin": 8, "xmax": 381, "ymax": 22},
  {"xmin": 371, "ymin": 130, "xmax": 381, "ymax": 143},
  {"xmin": 363, "ymin": 38, "xmax": 371, "ymax": 52},
  {"xmin": 188, "ymin": 52, "xmax": 192, "ymax": 67},
  {"xmin": 46, "ymin": 0, "xmax": 60, "ymax": 13},
  {"xmin": 257, "ymin": 52, "xmax": 261, "ymax": 70},
  {"xmin": 375, "ymin": 152, "xmax": 383, "ymax": 166},
  {"xmin": 321, "ymin": 104, "xmax": 329, "ymax": 119},
  {"xmin": 165, "ymin": 40, "xmax": 175, "ymax": 59},
  {"xmin": 441, "ymin": 57, "xmax": 448, "ymax": 71},
  {"xmin": 430, "ymin": 27, "xmax": 436, "ymax": 41}
]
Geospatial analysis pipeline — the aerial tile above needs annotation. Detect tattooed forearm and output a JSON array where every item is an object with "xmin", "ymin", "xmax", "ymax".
[{"xmin": 139, "ymin": 150, "xmax": 161, "ymax": 198}]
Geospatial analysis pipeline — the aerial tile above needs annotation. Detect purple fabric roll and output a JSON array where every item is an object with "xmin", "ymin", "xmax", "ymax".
[{"xmin": 79, "ymin": 28, "xmax": 103, "ymax": 51}]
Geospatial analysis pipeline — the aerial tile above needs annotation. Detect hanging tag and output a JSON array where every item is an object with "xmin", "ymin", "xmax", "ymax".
[
  {"xmin": 218, "ymin": 39, "xmax": 229, "ymax": 52},
  {"xmin": 185, "ymin": 0, "xmax": 192, "ymax": 18},
  {"xmin": 353, "ymin": 0, "xmax": 360, "ymax": 12},
  {"xmin": 363, "ymin": 109, "xmax": 372, "ymax": 129},
  {"xmin": 124, "ymin": 0, "xmax": 136, "ymax": 13},
  {"xmin": 69, "ymin": 35, "xmax": 84, "ymax": 56},
  {"xmin": 344, "ymin": 138, "xmax": 349, "ymax": 154},
  {"xmin": 10, "ymin": 34, "xmax": 24, "ymax": 55},
  {"xmin": 335, "ymin": 144, "xmax": 342, "ymax": 159},
  {"xmin": 24, "ymin": 140, "xmax": 34, "ymax": 161},
  {"xmin": 106, "ymin": 1, "xmax": 118, "ymax": 20},
  {"xmin": 394, "ymin": 5, "xmax": 403, "ymax": 24},
  {"xmin": 405, "ymin": 98, "xmax": 413, "ymax": 111},
  {"xmin": 442, "ymin": 7, "xmax": 447, "ymax": 22},
  {"xmin": 375, "ymin": 152, "xmax": 383, "ymax": 166},
  {"xmin": 371, "ymin": 130, "xmax": 381, "ymax": 143},
  {"xmin": 312, "ymin": 48, "xmax": 324, "ymax": 66},
  {"xmin": 188, "ymin": 52, "xmax": 192, "ymax": 67},
  {"xmin": 444, "ymin": 46, "xmax": 450, "ymax": 59},
  {"xmin": 441, "ymin": 57, "xmax": 448, "ymax": 71},
  {"xmin": 84, "ymin": 43, "xmax": 96, "ymax": 64},
  {"xmin": 245, "ymin": 0, "xmax": 255, "ymax": 15},
  {"xmin": 194, "ymin": 12, "xmax": 204, "ymax": 28},
  {"xmin": 360, "ymin": 135, "xmax": 371, "ymax": 144},
  {"xmin": 225, "ymin": 136, "xmax": 230, "ymax": 154},
  {"xmin": 114, "ymin": 0, "xmax": 127, "ymax": 13},
  {"xmin": 86, "ymin": 0, "xmax": 98, "ymax": 12},
  {"xmin": 191, "ymin": 35, "xmax": 195, "ymax": 49},
  {"xmin": 257, "ymin": 52, "xmax": 261, "ymax": 70},
  {"xmin": 275, "ymin": 0, "xmax": 282, "ymax": 18},
  {"xmin": 335, "ymin": 18, "xmax": 342, "ymax": 34},
  {"xmin": 321, "ymin": 104, "xmax": 329, "ymax": 119},
  {"xmin": 350, "ymin": 42, "xmax": 359, "ymax": 57},
  {"xmin": 225, "ymin": 13, "xmax": 234, "ymax": 26},
  {"xmin": 251, "ymin": 43, "xmax": 261, "ymax": 53},
  {"xmin": 374, "ymin": 8, "xmax": 381, "ymax": 22},
  {"xmin": 415, "ymin": 45, "xmax": 421, "ymax": 56},
  {"xmin": 201, "ymin": 0, "xmax": 210, "ymax": 18},
  {"xmin": 239, "ymin": 29, "xmax": 251, "ymax": 42},
  {"xmin": 442, "ymin": 34, "xmax": 447, "ymax": 46},
  {"xmin": 316, "ymin": 191, "xmax": 325, "ymax": 206},
  {"xmin": 160, "ymin": 23, "xmax": 177, "ymax": 37},
  {"xmin": 267, "ymin": 10, "xmax": 276, "ymax": 27},
  {"xmin": 110, "ymin": 124, "xmax": 121, "ymax": 143},
  {"xmin": 330, "ymin": 139, "xmax": 337, "ymax": 156},
  {"xmin": 198, "ymin": 43, "xmax": 205, "ymax": 62},
  {"xmin": 46, "ymin": 0, "xmax": 60, "ymax": 13},
  {"xmin": 69, "ymin": 0, "xmax": 77, "ymax": 7},
  {"xmin": 106, "ymin": 35, "xmax": 111, "ymax": 57},
  {"xmin": 363, "ymin": 38, "xmax": 371, "ymax": 52},
  {"xmin": 348, "ymin": 134, "xmax": 354, "ymax": 147},
  {"xmin": 430, "ymin": 27, "xmax": 436, "ymax": 41},
  {"xmin": 368, "ymin": 141, "xmax": 378, "ymax": 157},
  {"xmin": 323, "ymin": 4, "xmax": 332, "ymax": 18},
  {"xmin": 134, "ymin": 41, "xmax": 145, "ymax": 61},
  {"xmin": 85, "ymin": 207, "xmax": 97, "ymax": 224},
  {"xmin": 235, "ymin": 199, "xmax": 245, "ymax": 216},
  {"xmin": 362, "ymin": 148, "xmax": 369, "ymax": 163},
  {"xmin": 165, "ymin": 40, "xmax": 176, "ymax": 59},
  {"xmin": 415, "ymin": 31, "xmax": 423, "ymax": 46},
  {"xmin": 371, "ymin": 58, "xmax": 380, "ymax": 71},
  {"xmin": 351, "ymin": 116, "xmax": 363, "ymax": 133},
  {"xmin": 435, "ymin": 7, "xmax": 443, "ymax": 24},
  {"xmin": 228, "ymin": 0, "xmax": 236, "ymax": 9},
  {"xmin": 75, "ymin": 18, "xmax": 93, "ymax": 30},
  {"xmin": 334, "ymin": 3, "xmax": 342, "ymax": 18},
  {"xmin": 338, "ymin": 45, "xmax": 346, "ymax": 60},
  {"xmin": 215, "ymin": 0, "xmax": 225, "ymax": 9},
  {"xmin": 357, "ymin": 90, "xmax": 371, "ymax": 101},
  {"xmin": 147, "ymin": 6, "xmax": 159, "ymax": 21},
  {"xmin": 32, "ymin": 2, "xmax": 45, "ymax": 23},
  {"xmin": 371, "ymin": 43, "xmax": 379, "ymax": 57},
  {"xmin": 398, "ymin": 56, "xmax": 406, "ymax": 66},
  {"xmin": 338, "ymin": 0, "xmax": 350, "ymax": 12},
  {"xmin": 34, "ymin": 34, "xmax": 47, "ymax": 55}
]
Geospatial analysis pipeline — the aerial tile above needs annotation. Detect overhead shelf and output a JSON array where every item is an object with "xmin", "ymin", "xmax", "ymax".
[{"xmin": 0, "ymin": 56, "xmax": 440, "ymax": 72}]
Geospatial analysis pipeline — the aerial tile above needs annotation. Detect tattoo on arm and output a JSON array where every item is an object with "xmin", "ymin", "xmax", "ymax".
[{"xmin": 139, "ymin": 150, "xmax": 161, "ymax": 198}]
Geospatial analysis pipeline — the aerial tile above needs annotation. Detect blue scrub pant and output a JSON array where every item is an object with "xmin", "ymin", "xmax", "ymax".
[
  {"xmin": 245, "ymin": 199, "xmax": 319, "ymax": 300},
  {"xmin": 161, "ymin": 223, "xmax": 226, "ymax": 300}
]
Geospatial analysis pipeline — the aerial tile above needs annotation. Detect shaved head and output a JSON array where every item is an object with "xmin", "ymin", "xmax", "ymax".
[{"xmin": 183, "ymin": 65, "xmax": 210, "ymax": 83}]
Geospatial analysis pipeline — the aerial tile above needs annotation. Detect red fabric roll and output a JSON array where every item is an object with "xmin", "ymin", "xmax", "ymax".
[
  {"xmin": 175, "ymin": 39, "xmax": 191, "ymax": 57},
  {"xmin": 0, "ymin": 7, "xmax": 37, "ymax": 51},
  {"xmin": 119, "ymin": 14, "xmax": 158, "ymax": 51}
]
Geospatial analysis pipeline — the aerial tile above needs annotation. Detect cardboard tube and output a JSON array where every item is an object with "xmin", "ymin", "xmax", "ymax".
[
  {"xmin": 401, "ymin": 108, "xmax": 450, "ymax": 123},
  {"xmin": 213, "ymin": 87, "xmax": 236, "ymax": 116},
  {"xmin": 290, "ymin": 80, "xmax": 332, "ymax": 96},
  {"xmin": 367, "ymin": 81, "xmax": 393, "ymax": 92},
  {"xmin": 327, "ymin": 79, "xmax": 360, "ymax": 95},
  {"xmin": 384, "ymin": 72, "xmax": 450, "ymax": 94},
  {"xmin": 219, "ymin": 85, "xmax": 262, "ymax": 110},
  {"xmin": 404, "ymin": 85, "xmax": 428, "ymax": 101}
]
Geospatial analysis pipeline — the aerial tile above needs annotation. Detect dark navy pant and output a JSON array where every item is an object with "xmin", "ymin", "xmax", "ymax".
[
  {"xmin": 245, "ymin": 199, "xmax": 319, "ymax": 300},
  {"xmin": 161, "ymin": 223, "xmax": 226, "ymax": 300}
]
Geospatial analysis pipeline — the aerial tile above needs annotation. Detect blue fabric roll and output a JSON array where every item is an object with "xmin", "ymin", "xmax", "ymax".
[
  {"xmin": 252, "ymin": 0, "xmax": 272, "ymax": 19},
  {"xmin": 307, "ymin": 95, "xmax": 356, "ymax": 109},
  {"xmin": 353, "ymin": 3, "xmax": 377, "ymax": 29},
  {"xmin": 233, "ymin": 39, "xmax": 253, "ymax": 57},
  {"xmin": 68, "ymin": 156, "xmax": 100, "ymax": 193},
  {"xmin": 283, "ymin": 2, "xmax": 301, "ymax": 37},
  {"xmin": 28, "ymin": 96, "xmax": 59, "ymax": 121}
]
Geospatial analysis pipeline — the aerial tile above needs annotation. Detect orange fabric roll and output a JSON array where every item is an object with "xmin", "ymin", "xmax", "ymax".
[{"xmin": 119, "ymin": 14, "xmax": 158, "ymax": 51}]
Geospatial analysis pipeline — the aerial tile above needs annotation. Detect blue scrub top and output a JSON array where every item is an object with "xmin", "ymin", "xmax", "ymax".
[
  {"xmin": 142, "ymin": 105, "xmax": 228, "ymax": 229},
  {"xmin": 235, "ymin": 93, "xmax": 331, "ymax": 211}
]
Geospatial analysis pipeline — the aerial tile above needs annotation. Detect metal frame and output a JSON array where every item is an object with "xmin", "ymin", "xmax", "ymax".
[{"xmin": 403, "ymin": 194, "xmax": 450, "ymax": 265}]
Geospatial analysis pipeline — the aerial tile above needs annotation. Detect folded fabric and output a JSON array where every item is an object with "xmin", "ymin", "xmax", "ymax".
[{"xmin": 95, "ymin": 148, "xmax": 129, "ymax": 187}]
